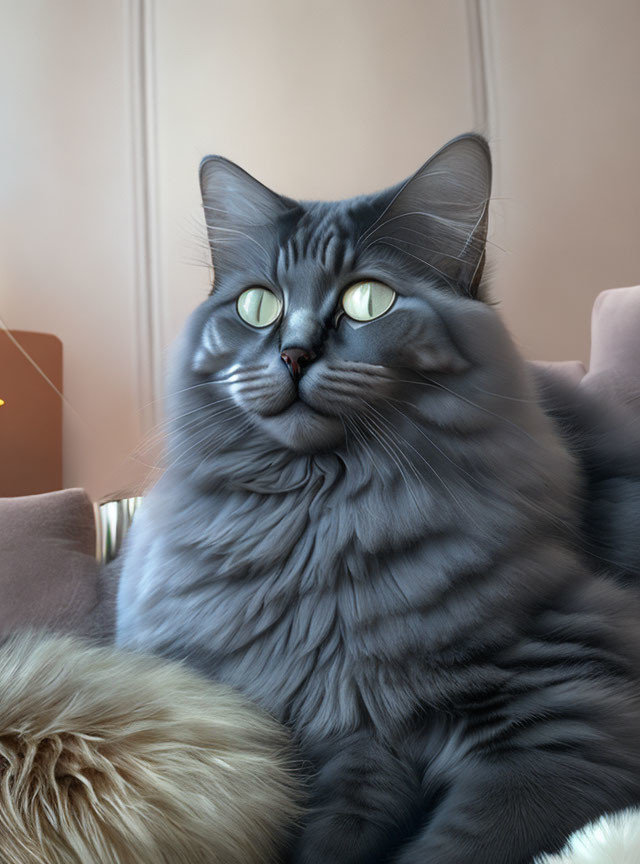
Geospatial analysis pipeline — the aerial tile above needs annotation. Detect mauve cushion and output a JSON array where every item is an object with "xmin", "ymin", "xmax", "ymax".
[
  {"xmin": 583, "ymin": 285, "xmax": 640, "ymax": 414},
  {"xmin": 532, "ymin": 359, "xmax": 587, "ymax": 385},
  {"xmin": 589, "ymin": 285, "xmax": 640, "ymax": 378},
  {"xmin": 0, "ymin": 488, "xmax": 100, "ymax": 639}
]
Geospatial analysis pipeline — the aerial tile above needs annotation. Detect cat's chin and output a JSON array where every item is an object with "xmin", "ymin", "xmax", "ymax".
[{"xmin": 255, "ymin": 400, "xmax": 345, "ymax": 453}]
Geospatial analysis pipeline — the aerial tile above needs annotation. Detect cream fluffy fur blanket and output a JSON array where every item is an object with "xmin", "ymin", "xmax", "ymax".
[
  {"xmin": 0, "ymin": 633, "xmax": 300, "ymax": 864},
  {"xmin": 535, "ymin": 809, "xmax": 640, "ymax": 863}
]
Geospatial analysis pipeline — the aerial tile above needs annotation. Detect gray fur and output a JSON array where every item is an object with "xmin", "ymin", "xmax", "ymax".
[{"xmin": 116, "ymin": 134, "xmax": 640, "ymax": 863}]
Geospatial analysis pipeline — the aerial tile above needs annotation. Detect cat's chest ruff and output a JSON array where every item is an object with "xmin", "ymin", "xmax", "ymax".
[
  {"xmin": 166, "ymin": 459, "xmax": 499, "ymax": 730},
  {"xmin": 205, "ymin": 460, "xmax": 457, "ymax": 588},
  {"xmin": 211, "ymin": 571, "xmax": 422, "ymax": 734}
]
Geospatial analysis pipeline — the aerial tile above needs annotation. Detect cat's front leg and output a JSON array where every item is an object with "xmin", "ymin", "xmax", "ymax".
[{"xmin": 289, "ymin": 731, "xmax": 421, "ymax": 864}]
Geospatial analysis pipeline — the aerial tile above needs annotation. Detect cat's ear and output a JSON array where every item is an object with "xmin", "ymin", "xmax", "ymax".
[
  {"xmin": 362, "ymin": 134, "xmax": 491, "ymax": 297},
  {"xmin": 199, "ymin": 156, "xmax": 297, "ymax": 275}
]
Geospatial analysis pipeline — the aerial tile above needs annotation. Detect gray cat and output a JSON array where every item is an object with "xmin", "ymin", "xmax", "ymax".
[{"xmin": 116, "ymin": 134, "xmax": 640, "ymax": 863}]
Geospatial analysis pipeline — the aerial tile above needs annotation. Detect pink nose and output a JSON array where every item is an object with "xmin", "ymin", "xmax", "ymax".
[{"xmin": 280, "ymin": 347, "xmax": 316, "ymax": 380}]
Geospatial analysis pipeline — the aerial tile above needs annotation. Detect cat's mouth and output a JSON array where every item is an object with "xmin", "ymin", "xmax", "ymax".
[{"xmin": 255, "ymin": 395, "xmax": 345, "ymax": 453}]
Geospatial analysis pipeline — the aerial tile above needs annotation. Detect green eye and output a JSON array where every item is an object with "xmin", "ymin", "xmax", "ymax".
[
  {"xmin": 236, "ymin": 287, "xmax": 282, "ymax": 327},
  {"xmin": 341, "ymin": 281, "xmax": 396, "ymax": 321}
]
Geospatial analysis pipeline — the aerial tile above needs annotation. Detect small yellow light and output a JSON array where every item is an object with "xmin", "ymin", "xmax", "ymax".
[{"xmin": 0, "ymin": 399, "xmax": 4, "ymax": 407}]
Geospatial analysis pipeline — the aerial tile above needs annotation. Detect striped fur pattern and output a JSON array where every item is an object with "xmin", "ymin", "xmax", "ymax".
[{"xmin": 0, "ymin": 632, "xmax": 300, "ymax": 864}]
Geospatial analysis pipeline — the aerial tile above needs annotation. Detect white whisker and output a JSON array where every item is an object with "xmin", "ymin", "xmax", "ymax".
[{"xmin": 203, "ymin": 214, "xmax": 270, "ymax": 257}]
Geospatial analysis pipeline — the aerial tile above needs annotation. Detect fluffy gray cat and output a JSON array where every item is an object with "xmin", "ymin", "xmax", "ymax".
[{"xmin": 116, "ymin": 134, "xmax": 640, "ymax": 863}]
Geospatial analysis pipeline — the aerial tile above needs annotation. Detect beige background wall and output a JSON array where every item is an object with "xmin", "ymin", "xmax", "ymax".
[
  {"xmin": 486, "ymin": 0, "xmax": 640, "ymax": 361},
  {"xmin": 2, "ymin": 0, "xmax": 639, "ymax": 499}
]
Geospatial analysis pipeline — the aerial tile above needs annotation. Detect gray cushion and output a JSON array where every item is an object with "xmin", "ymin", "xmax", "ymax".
[{"xmin": 0, "ymin": 488, "xmax": 101, "ymax": 639}]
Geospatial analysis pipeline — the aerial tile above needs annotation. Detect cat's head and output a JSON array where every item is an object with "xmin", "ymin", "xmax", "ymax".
[{"xmin": 172, "ymin": 135, "xmax": 493, "ymax": 460}]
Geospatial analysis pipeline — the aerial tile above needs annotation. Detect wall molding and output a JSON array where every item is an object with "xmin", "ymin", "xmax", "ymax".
[
  {"xmin": 126, "ymin": 0, "xmax": 164, "ymax": 433},
  {"xmin": 465, "ymin": 0, "xmax": 490, "ymax": 134},
  {"xmin": 466, "ymin": 0, "xmax": 503, "ymax": 259},
  {"xmin": 477, "ymin": 0, "xmax": 499, "ymax": 140}
]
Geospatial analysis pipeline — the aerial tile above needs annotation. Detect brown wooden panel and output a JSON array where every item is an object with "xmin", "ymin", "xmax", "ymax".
[{"xmin": 0, "ymin": 331, "xmax": 63, "ymax": 496}]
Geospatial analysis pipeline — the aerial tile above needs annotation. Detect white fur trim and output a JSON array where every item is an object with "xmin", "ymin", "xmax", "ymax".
[{"xmin": 535, "ymin": 808, "xmax": 640, "ymax": 864}]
